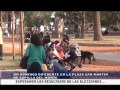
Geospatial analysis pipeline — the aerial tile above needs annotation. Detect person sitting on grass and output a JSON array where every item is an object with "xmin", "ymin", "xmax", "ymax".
[
  {"xmin": 24, "ymin": 33, "xmax": 46, "ymax": 73},
  {"xmin": 60, "ymin": 35, "xmax": 70, "ymax": 53},
  {"xmin": 53, "ymin": 62, "xmax": 72, "ymax": 79},
  {"xmin": 46, "ymin": 42, "xmax": 65, "ymax": 69}
]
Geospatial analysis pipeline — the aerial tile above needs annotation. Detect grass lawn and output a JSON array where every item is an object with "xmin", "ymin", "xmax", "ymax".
[
  {"xmin": 52, "ymin": 33, "xmax": 120, "ymax": 45},
  {"xmin": 0, "ymin": 55, "xmax": 21, "ymax": 70}
]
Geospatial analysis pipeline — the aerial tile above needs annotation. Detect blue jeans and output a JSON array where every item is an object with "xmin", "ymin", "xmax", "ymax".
[
  {"xmin": 53, "ymin": 62, "xmax": 71, "ymax": 79},
  {"xmin": 49, "ymin": 59, "xmax": 58, "ymax": 68}
]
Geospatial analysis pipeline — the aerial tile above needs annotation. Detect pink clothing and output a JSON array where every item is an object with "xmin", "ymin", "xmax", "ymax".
[
  {"xmin": 50, "ymin": 48, "xmax": 63, "ymax": 60},
  {"xmin": 55, "ymin": 46, "xmax": 64, "ymax": 58},
  {"xmin": 58, "ymin": 50, "xmax": 64, "ymax": 58}
]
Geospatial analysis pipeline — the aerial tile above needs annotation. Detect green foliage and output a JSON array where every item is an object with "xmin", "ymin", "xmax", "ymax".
[
  {"xmin": 42, "ymin": 11, "xmax": 52, "ymax": 25},
  {"xmin": 24, "ymin": 11, "xmax": 35, "ymax": 27},
  {"xmin": 24, "ymin": 11, "xmax": 52, "ymax": 27},
  {"xmin": 63, "ymin": 11, "xmax": 120, "ymax": 27},
  {"xmin": 2, "ymin": 11, "xmax": 120, "ymax": 29},
  {"xmin": 101, "ymin": 11, "xmax": 120, "ymax": 26},
  {"xmin": 2, "ymin": 11, "xmax": 8, "ymax": 22}
]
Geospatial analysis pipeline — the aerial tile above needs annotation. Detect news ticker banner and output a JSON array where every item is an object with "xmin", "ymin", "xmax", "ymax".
[
  {"xmin": 1, "ymin": 71, "xmax": 120, "ymax": 85},
  {"xmin": 1, "ymin": 79, "xmax": 120, "ymax": 85},
  {"xmin": 1, "ymin": 71, "xmax": 120, "ymax": 79}
]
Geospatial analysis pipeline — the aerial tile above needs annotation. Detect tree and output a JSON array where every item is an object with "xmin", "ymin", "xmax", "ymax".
[
  {"xmin": 55, "ymin": 11, "xmax": 65, "ymax": 38},
  {"xmin": 2, "ymin": 11, "xmax": 7, "ymax": 23},
  {"xmin": 80, "ymin": 11, "xmax": 86, "ymax": 38},
  {"xmin": 93, "ymin": 11, "xmax": 103, "ymax": 41},
  {"xmin": 101, "ymin": 11, "xmax": 120, "ymax": 28},
  {"xmin": 8, "ymin": 11, "xmax": 12, "ymax": 33},
  {"xmin": 24, "ymin": 11, "xmax": 52, "ymax": 30},
  {"xmin": 24, "ymin": 11, "xmax": 35, "ymax": 28},
  {"xmin": 0, "ymin": 11, "xmax": 2, "ymax": 26}
]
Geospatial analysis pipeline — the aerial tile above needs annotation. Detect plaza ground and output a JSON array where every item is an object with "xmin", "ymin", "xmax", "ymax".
[{"xmin": 1, "ymin": 32, "xmax": 120, "ymax": 71}]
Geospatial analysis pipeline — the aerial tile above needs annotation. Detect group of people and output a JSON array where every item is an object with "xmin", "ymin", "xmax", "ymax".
[{"xmin": 24, "ymin": 32, "xmax": 82, "ymax": 74}]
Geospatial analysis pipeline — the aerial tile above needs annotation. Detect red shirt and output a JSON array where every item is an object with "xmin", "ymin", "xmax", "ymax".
[{"xmin": 55, "ymin": 46, "xmax": 64, "ymax": 58}]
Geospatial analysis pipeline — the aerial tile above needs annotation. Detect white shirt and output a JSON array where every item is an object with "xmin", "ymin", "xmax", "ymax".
[
  {"xmin": 40, "ymin": 25, "xmax": 44, "ymax": 32},
  {"xmin": 0, "ymin": 27, "xmax": 3, "ymax": 44},
  {"xmin": 64, "ymin": 51, "xmax": 70, "ymax": 59}
]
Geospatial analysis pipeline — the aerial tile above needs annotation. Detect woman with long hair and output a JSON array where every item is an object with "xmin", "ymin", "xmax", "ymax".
[{"xmin": 24, "ymin": 33, "xmax": 46, "ymax": 73}]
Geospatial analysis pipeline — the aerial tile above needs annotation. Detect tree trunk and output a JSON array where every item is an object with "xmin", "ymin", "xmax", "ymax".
[
  {"xmin": 93, "ymin": 11, "xmax": 103, "ymax": 41},
  {"xmin": 80, "ymin": 11, "xmax": 85, "ymax": 38},
  {"xmin": 0, "ymin": 11, "xmax": 2, "ymax": 27},
  {"xmin": 55, "ymin": 17, "xmax": 64, "ymax": 38},
  {"xmin": 8, "ymin": 11, "xmax": 12, "ymax": 34},
  {"xmin": 54, "ymin": 17, "xmax": 59, "ymax": 38},
  {"xmin": 75, "ymin": 24, "xmax": 81, "ymax": 38},
  {"xmin": 11, "ymin": 11, "xmax": 15, "ymax": 60},
  {"xmin": 58, "ymin": 18, "xmax": 64, "ymax": 38},
  {"xmin": 81, "ymin": 20, "xmax": 85, "ymax": 38},
  {"xmin": 81, "ymin": 24, "xmax": 84, "ymax": 38},
  {"xmin": 20, "ymin": 11, "xmax": 24, "ymax": 58}
]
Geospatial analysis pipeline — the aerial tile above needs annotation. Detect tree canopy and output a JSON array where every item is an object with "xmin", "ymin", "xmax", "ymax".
[{"xmin": 2, "ymin": 11, "xmax": 120, "ymax": 29}]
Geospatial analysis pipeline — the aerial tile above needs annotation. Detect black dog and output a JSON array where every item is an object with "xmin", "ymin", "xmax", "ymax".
[{"xmin": 80, "ymin": 50, "xmax": 96, "ymax": 64}]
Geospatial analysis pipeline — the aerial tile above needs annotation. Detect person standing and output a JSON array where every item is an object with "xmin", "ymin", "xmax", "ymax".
[
  {"xmin": 40, "ymin": 25, "xmax": 44, "ymax": 32},
  {"xmin": 0, "ymin": 26, "xmax": 3, "ymax": 60},
  {"xmin": 40, "ymin": 24, "xmax": 44, "ymax": 38}
]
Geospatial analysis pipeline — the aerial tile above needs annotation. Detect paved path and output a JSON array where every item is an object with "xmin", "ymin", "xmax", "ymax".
[{"xmin": 93, "ymin": 52, "xmax": 120, "ymax": 62}]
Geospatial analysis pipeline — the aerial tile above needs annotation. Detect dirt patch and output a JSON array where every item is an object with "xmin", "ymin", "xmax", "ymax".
[{"xmin": 73, "ymin": 59, "xmax": 120, "ymax": 71}]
